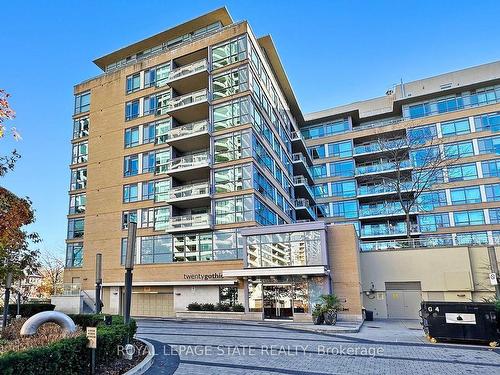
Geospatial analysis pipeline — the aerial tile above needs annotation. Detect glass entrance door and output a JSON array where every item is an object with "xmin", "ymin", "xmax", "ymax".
[{"xmin": 263, "ymin": 284, "xmax": 293, "ymax": 320}]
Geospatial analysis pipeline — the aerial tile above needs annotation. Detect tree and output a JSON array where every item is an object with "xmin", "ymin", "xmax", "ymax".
[
  {"xmin": 363, "ymin": 129, "xmax": 461, "ymax": 240},
  {"xmin": 36, "ymin": 251, "xmax": 64, "ymax": 297},
  {"xmin": 0, "ymin": 89, "xmax": 21, "ymax": 177}
]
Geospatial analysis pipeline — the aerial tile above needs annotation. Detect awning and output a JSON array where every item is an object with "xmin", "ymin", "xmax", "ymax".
[
  {"xmin": 223, "ymin": 266, "xmax": 329, "ymax": 278},
  {"xmin": 102, "ymin": 280, "xmax": 237, "ymax": 287}
]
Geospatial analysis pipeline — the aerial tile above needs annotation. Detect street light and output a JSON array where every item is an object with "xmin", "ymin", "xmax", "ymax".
[
  {"xmin": 95, "ymin": 253, "xmax": 103, "ymax": 314},
  {"xmin": 2, "ymin": 272, "xmax": 13, "ymax": 328},
  {"xmin": 123, "ymin": 221, "xmax": 137, "ymax": 328}
]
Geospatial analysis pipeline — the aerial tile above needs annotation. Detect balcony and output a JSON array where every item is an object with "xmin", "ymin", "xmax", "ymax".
[
  {"xmin": 290, "ymin": 131, "xmax": 311, "ymax": 161},
  {"xmin": 355, "ymin": 159, "xmax": 412, "ymax": 176},
  {"xmin": 166, "ymin": 213, "xmax": 213, "ymax": 233},
  {"xmin": 165, "ymin": 119, "xmax": 211, "ymax": 152},
  {"xmin": 166, "ymin": 182, "xmax": 211, "ymax": 208},
  {"xmin": 167, "ymin": 59, "xmax": 209, "ymax": 94},
  {"xmin": 360, "ymin": 223, "xmax": 420, "ymax": 239},
  {"xmin": 294, "ymin": 198, "xmax": 317, "ymax": 221},
  {"xmin": 357, "ymin": 181, "xmax": 414, "ymax": 198},
  {"xmin": 359, "ymin": 203, "xmax": 418, "ymax": 219},
  {"xmin": 167, "ymin": 89, "xmax": 209, "ymax": 123},
  {"xmin": 165, "ymin": 152, "xmax": 211, "ymax": 181},
  {"xmin": 292, "ymin": 153, "xmax": 314, "ymax": 184},
  {"xmin": 293, "ymin": 175, "xmax": 316, "ymax": 202},
  {"xmin": 354, "ymin": 139, "xmax": 407, "ymax": 156}
]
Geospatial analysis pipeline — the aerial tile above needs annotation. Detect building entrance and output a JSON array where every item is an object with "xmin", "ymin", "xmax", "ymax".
[{"xmin": 263, "ymin": 284, "xmax": 293, "ymax": 320}]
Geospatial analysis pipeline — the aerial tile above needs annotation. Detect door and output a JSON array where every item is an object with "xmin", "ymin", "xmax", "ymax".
[
  {"xmin": 385, "ymin": 282, "xmax": 422, "ymax": 319},
  {"xmin": 263, "ymin": 284, "xmax": 293, "ymax": 320},
  {"xmin": 128, "ymin": 287, "xmax": 174, "ymax": 317}
]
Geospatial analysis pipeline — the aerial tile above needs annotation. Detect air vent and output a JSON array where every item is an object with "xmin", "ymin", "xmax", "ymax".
[{"xmin": 440, "ymin": 83, "xmax": 452, "ymax": 90}]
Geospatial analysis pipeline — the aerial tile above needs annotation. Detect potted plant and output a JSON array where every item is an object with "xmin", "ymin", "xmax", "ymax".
[
  {"xmin": 319, "ymin": 294, "xmax": 343, "ymax": 325},
  {"xmin": 312, "ymin": 304, "xmax": 324, "ymax": 325}
]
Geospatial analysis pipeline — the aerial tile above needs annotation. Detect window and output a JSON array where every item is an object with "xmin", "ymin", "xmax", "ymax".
[
  {"xmin": 485, "ymin": 183, "xmax": 500, "ymax": 202},
  {"xmin": 215, "ymin": 195, "xmax": 253, "ymax": 224},
  {"xmin": 254, "ymin": 197, "xmax": 278, "ymax": 226},
  {"xmin": 214, "ymin": 164, "xmax": 252, "ymax": 193},
  {"xmin": 72, "ymin": 142, "xmax": 88, "ymax": 164},
  {"xmin": 126, "ymin": 73, "xmax": 141, "ymax": 93},
  {"xmin": 154, "ymin": 179, "xmax": 170, "ymax": 202},
  {"xmin": 408, "ymin": 103, "xmax": 431, "ymax": 119},
  {"xmin": 477, "ymin": 136, "xmax": 500, "ymax": 154},
  {"xmin": 408, "ymin": 124, "xmax": 437, "ymax": 144},
  {"xmin": 69, "ymin": 194, "xmax": 86, "ymax": 214},
  {"xmin": 330, "ymin": 160, "xmax": 355, "ymax": 177},
  {"xmin": 213, "ymin": 97, "xmax": 250, "ymax": 131},
  {"xmin": 214, "ymin": 229, "xmax": 242, "ymax": 260},
  {"xmin": 70, "ymin": 168, "xmax": 87, "ymax": 190},
  {"xmin": 155, "ymin": 119, "xmax": 171, "ymax": 145},
  {"xmin": 143, "ymin": 123, "xmax": 155, "ymax": 144},
  {"xmin": 141, "ymin": 235, "xmax": 172, "ymax": 263},
  {"xmin": 155, "ymin": 149, "xmax": 171, "ymax": 174},
  {"xmin": 73, "ymin": 117, "xmax": 89, "ymax": 139},
  {"xmin": 441, "ymin": 118, "xmax": 470, "ymax": 137},
  {"xmin": 448, "ymin": 163, "xmax": 477, "ymax": 182},
  {"xmin": 122, "ymin": 210, "xmax": 137, "ymax": 229},
  {"xmin": 74, "ymin": 92, "xmax": 90, "ymax": 114},
  {"xmin": 328, "ymin": 141, "xmax": 352, "ymax": 158},
  {"xmin": 141, "ymin": 208, "xmax": 155, "ymax": 228},
  {"xmin": 482, "ymin": 160, "xmax": 500, "ymax": 177},
  {"xmin": 66, "ymin": 243, "xmax": 83, "ymax": 267},
  {"xmin": 302, "ymin": 119, "xmax": 350, "ymax": 139},
  {"xmin": 312, "ymin": 164, "xmax": 327, "ymax": 179},
  {"xmin": 124, "ymin": 127, "xmax": 139, "ymax": 148},
  {"xmin": 142, "ymin": 152, "xmax": 155, "ymax": 173},
  {"xmin": 308, "ymin": 145, "xmax": 325, "ymax": 160},
  {"xmin": 145, "ymin": 64, "xmax": 170, "ymax": 88},
  {"xmin": 411, "ymin": 147, "xmax": 440, "ymax": 167},
  {"xmin": 313, "ymin": 183, "xmax": 328, "ymax": 198},
  {"xmin": 450, "ymin": 186, "xmax": 482, "ymax": 205},
  {"xmin": 474, "ymin": 112, "xmax": 500, "ymax": 132},
  {"xmin": 453, "ymin": 210, "xmax": 485, "ymax": 226},
  {"xmin": 125, "ymin": 99, "xmax": 139, "ymax": 120},
  {"xmin": 123, "ymin": 184, "xmax": 139, "ymax": 203},
  {"xmin": 254, "ymin": 168, "xmax": 276, "ymax": 202},
  {"xmin": 124, "ymin": 154, "xmax": 139, "ymax": 176},
  {"xmin": 444, "ymin": 141, "xmax": 474, "ymax": 159},
  {"xmin": 330, "ymin": 180, "xmax": 356, "ymax": 198},
  {"xmin": 68, "ymin": 218, "xmax": 84, "ymax": 239},
  {"xmin": 489, "ymin": 208, "xmax": 500, "ymax": 224},
  {"xmin": 456, "ymin": 232, "xmax": 489, "ymax": 245},
  {"xmin": 154, "ymin": 207, "xmax": 170, "ymax": 231},
  {"xmin": 212, "ymin": 66, "xmax": 249, "ymax": 100},
  {"xmin": 153, "ymin": 91, "xmax": 171, "ymax": 116},
  {"xmin": 418, "ymin": 213, "xmax": 450, "ymax": 232},
  {"xmin": 219, "ymin": 286, "xmax": 238, "ymax": 306},
  {"xmin": 328, "ymin": 200, "xmax": 358, "ymax": 219},
  {"xmin": 142, "ymin": 181, "xmax": 155, "ymax": 200},
  {"xmin": 212, "ymin": 35, "xmax": 247, "ymax": 69},
  {"xmin": 214, "ymin": 131, "xmax": 251, "ymax": 163}
]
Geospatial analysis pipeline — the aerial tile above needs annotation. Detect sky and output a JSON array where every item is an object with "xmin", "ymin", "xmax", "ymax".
[{"xmin": 1, "ymin": 0, "xmax": 499, "ymax": 258}]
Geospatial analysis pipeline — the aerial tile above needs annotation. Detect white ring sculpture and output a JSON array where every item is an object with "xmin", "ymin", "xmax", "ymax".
[{"xmin": 20, "ymin": 311, "xmax": 77, "ymax": 336}]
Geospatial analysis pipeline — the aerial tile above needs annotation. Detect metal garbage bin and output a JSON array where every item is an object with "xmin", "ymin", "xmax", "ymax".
[
  {"xmin": 365, "ymin": 310, "xmax": 374, "ymax": 321},
  {"xmin": 421, "ymin": 301, "xmax": 499, "ymax": 346}
]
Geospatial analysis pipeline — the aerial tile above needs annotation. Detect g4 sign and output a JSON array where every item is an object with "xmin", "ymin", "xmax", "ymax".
[{"xmin": 489, "ymin": 273, "xmax": 498, "ymax": 286}]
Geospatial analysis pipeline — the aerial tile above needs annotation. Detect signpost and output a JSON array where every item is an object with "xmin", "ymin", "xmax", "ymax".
[
  {"xmin": 124, "ymin": 220, "xmax": 137, "ymax": 344},
  {"xmin": 2, "ymin": 272, "xmax": 13, "ymax": 328},
  {"xmin": 87, "ymin": 326, "xmax": 97, "ymax": 374},
  {"xmin": 95, "ymin": 253, "xmax": 103, "ymax": 314}
]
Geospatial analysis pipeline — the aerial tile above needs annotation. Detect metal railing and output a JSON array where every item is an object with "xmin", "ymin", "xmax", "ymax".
[
  {"xmin": 360, "ymin": 223, "xmax": 419, "ymax": 238},
  {"xmin": 168, "ymin": 182, "xmax": 211, "ymax": 201},
  {"xmin": 354, "ymin": 139, "xmax": 407, "ymax": 155},
  {"xmin": 165, "ymin": 152, "xmax": 211, "ymax": 172},
  {"xmin": 292, "ymin": 153, "xmax": 313, "ymax": 177},
  {"xmin": 295, "ymin": 198, "xmax": 311, "ymax": 208},
  {"xmin": 166, "ymin": 213, "xmax": 213, "ymax": 231},
  {"xmin": 53, "ymin": 283, "xmax": 81, "ymax": 296},
  {"xmin": 358, "ymin": 181, "xmax": 414, "ymax": 196},
  {"xmin": 167, "ymin": 89, "xmax": 209, "ymax": 111},
  {"xmin": 360, "ymin": 235, "xmax": 453, "ymax": 251},
  {"xmin": 166, "ymin": 119, "xmax": 210, "ymax": 141},
  {"xmin": 352, "ymin": 117, "xmax": 405, "ymax": 132},
  {"xmin": 168, "ymin": 59, "xmax": 208, "ymax": 82},
  {"xmin": 355, "ymin": 159, "xmax": 412, "ymax": 175}
]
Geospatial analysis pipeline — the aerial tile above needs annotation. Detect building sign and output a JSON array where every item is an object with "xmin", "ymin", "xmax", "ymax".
[
  {"xmin": 86, "ymin": 327, "xmax": 97, "ymax": 348},
  {"xmin": 183, "ymin": 272, "xmax": 223, "ymax": 281},
  {"xmin": 489, "ymin": 273, "xmax": 498, "ymax": 286}
]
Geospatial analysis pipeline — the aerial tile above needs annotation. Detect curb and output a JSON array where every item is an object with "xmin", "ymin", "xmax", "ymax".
[{"xmin": 123, "ymin": 337, "xmax": 155, "ymax": 375}]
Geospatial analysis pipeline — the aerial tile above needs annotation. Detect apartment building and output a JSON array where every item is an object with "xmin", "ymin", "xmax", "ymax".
[{"xmin": 61, "ymin": 7, "xmax": 500, "ymax": 320}]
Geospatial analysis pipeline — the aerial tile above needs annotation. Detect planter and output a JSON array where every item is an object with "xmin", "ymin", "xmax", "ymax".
[
  {"xmin": 312, "ymin": 314, "xmax": 324, "ymax": 325},
  {"xmin": 323, "ymin": 310, "xmax": 338, "ymax": 325}
]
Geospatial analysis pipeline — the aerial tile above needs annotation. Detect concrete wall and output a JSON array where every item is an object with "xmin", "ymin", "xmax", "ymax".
[
  {"xmin": 174, "ymin": 285, "xmax": 221, "ymax": 311},
  {"xmin": 51, "ymin": 295, "xmax": 82, "ymax": 314},
  {"xmin": 360, "ymin": 246, "xmax": 500, "ymax": 318}
]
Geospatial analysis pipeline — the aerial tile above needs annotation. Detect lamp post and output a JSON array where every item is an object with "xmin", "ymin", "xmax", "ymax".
[
  {"xmin": 123, "ymin": 221, "xmax": 137, "ymax": 328},
  {"xmin": 2, "ymin": 272, "xmax": 13, "ymax": 328},
  {"xmin": 16, "ymin": 279, "xmax": 21, "ymax": 318},
  {"xmin": 95, "ymin": 253, "xmax": 103, "ymax": 314}
]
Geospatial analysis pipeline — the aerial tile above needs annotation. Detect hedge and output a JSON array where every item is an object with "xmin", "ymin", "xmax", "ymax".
[
  {"xmin": 187, "ymin": 302, "xmax": 245, "ymax": 312},
  {"xmin": 6, "ymin": 303, "xmax": 55, "ymax": 317},
  {"xmin": 0, "ymin": 314, "xmax": 136, "ymax": 375}
]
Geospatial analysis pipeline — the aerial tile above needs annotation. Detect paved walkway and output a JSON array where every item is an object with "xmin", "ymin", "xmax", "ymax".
[{"xmin": 136, "ymin": 318, "xmax": 500, "ymax": 375}]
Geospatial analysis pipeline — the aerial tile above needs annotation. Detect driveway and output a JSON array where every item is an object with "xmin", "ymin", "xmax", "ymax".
[{"xmin": 136, "ymin": 319, "xmax": 500, "ymax": 375}]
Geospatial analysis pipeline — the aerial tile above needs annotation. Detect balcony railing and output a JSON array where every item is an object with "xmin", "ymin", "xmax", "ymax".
[
  {"xmin": 355, "ymin": 159, "xmax": 412, "ymax": 175},
  {"xmin": 292, "ymin": 153, "xmax": 313, "ymax": 177},
  {"xmin": 293, "ymin": 175, "xmax": 315, "ymax": 197},
  {"xmin": 166, "ymin": 120, "xmax": 210, "ymax": 141},
  {"xmin": 168, "ymin": 182, "xmax": 210, "ymax": 201},
  {"xmin": 359, "ymin": 203, "xmax": 417, "ymax": 218},
  {"xmin": 167, "ymin": 89, "xmax": 209, "ymax": 111},
  {"xmin": 358, "ymin": 181, "xmax": 414, "ymax": 196},
  {"xmin": 352, "ymin": 117, "xmax": 405, "ymax": 132},
  {"xmin": 354, "ymin": 139, "xmax": 407, "ymax": 155},
  {"xmin": 53, "ymin": 283, "xmax": 81, "ymax": 296},
  {"xmin": 360, "ymin": 223, "xmax": 419, "ymax": 237},
  {"xmin": 168, "ymin": 59, "xmax": 208, "ymax": 82},
  {"xmin": 165, "ymin": 152, "xmax": 211, "ymax": 172},
  {"xmin": 295, "ymin": 198, "xmax": 311, "ymax": 208},
  {"xmin": 166, "ymin": 213, "xmax": 212, "ymax": 231}
]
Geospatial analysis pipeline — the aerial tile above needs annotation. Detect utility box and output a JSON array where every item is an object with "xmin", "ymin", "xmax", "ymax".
[{"xmin": 421, "ymin": 301, "xmax": 499, "ymax": 346}]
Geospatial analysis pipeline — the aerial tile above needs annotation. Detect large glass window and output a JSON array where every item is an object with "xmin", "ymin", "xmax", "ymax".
[
  {"xmin": 142, "ymin": 181, "xmax": 155, "ymax": 200},
  {"xmin": 302, "ymin": 119, "xmax": 350, "ymax": 139},
  {"xmin": 213, "ymin": 229, "xmax": 242, "ymax": 260},
  {"xmin": 312, "ymin": 164, "xmax": 327, "ymax": 179},
  {"xmin": 122, "ymin": 210, "xmax": 137, "ymax": 229},
  {"xmin": 474, "ymin": 112, "xmax": 500, "ymax": 132},
  {"xmin": 70, "ymin": 168, "xmax": 87, "ymax": 190},
  {"xmin": 441, "ymin": 118, "xmax": 470, "ymax": 137},
  {"xmin": 213, "ymin": 97, "xmax": 251, "ymax": 131},
  {"xmin": 489, "ymin": 208, "xmax": 500, "ymax": 224},
  {"xmin": 155, "ymin": 149, "xmax": 171, "ymax": 174},
  {"xmin": 453, "ymin": 210, "xmax": 485, "ymax": 226},
  {"xmin": 219, "ymin": 286, "xmax": 238, "ymax": 306},
  {"xmin": 66, "ymin": 243, "xmax": 83, "ymax": 268},
  {"xmin": 154, "ymin": 179, "xmax": 170, "ymax": 202},
  {"xmin": 411, "ymin": 147, "xmax": 440, "ymax": 167},
  {"xmin": 73, "ymin": 117, "xmax": 89, "ymax": 139},
  {"xmin": 477, "ymin": 136, "xmax": 500, "ymax": 154},
  {"xmin": 330, "ymin": 180, "xmax": 356, "ymax": 198},
  {"xmin": 328, "ymin": 200, "xmax": 358, "ymax": 219},
  {"xmin": 154, "ymin": 207, "xmax": 170, "ymax": 231},
  {"xmin": 126, "ymin": 73, "xmax": 141, "ymax": 93},
  {"xmin": 456, "ymin": 232, "xmax": 488, "ymax": 245},
  {"xmin": 328, "ymin": 141, "xmax": 353, "ymax": 158},
  {"xmin": 123, "ymin": 183, "xmax": 139, "ymax": 203},
  {"xmin": 124, "ymin": 154, "xmax": 139, "ymax": 176},
  {"xmin": 141, "ymin": 235, "xmax": 172, "ymax": 264},
  {"xmin": 444, "ymin": 141, "xmax": 474, "ymax": 159},
  {"xmin": 214, "ymin": 164, "xmax": 252, "ymax": 193},
  {"xmin": 215, "ymin": 195, "xmax": 253, "ymax": 224},
  {"xmin": 212, "ymin": 66, "xmax": 249, "ymax": 100},
  {"xmin": 255, "ymin": 197, "xmax": 278, "ymax": 226},
  {"xmin": 448, "ymin": 163, "xmax": 477, "ymax": 182},
  {"xmin": 329, "ymin": 160, "xmax": 355, "ymax": 177},
  {"xmin": 482, "ymin": 160, "xmax": 500, "ymax": 178},
  {"xmin": 450, "ymin": 186, "xmax": 482, "ymax": 205},
  {"xmin": 72, "ymin": 142, "xmax": 88, "ymax": 164},
  {"xmin": 408, "ymin": 124, "xmax": 437, "ymax": 144},
  {"xmin": 214, "ymin": 131, "xmax": 251, "ymax": 163},
  {"xmin": 74, "ymin": 92, "xmax": 90, "ymax": 114},
  {"xmin": 142, "ymin": 151, "xmax": 155, "ymax": 173},
  {"xmin": 485, "ymin": 183, "xmax": 500, "ymax": 202},
  {"xmin": 212, "ymin": 35, "xmax": 247, "ymax": 69},
  {"xmin": 155, "ymin": 119, "xmax": 171, "ymax": 145},
  {"xmin": 308, "ymin": 145, "xmax": 325, "ymax": 160},
  {"xmin": 69, "ymin": 193, "xmax": 86, "ymax": 214},
  {"xmin": 124, "ymin": 127, "xmax": 140, "ymax": 148},
  {"xmin": 125, "ymin": 99, "xmax": 139, "ymax": 120},
  {"xmin": 67, "ymin": 218, "xmax": 84, "ymax": 239},
  {"xmin": 418, "ymin": 213, "xmax": 450, "ymax": 232}
]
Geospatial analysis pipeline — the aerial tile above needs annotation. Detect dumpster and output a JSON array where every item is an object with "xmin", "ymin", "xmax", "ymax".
[{"xmin": 421, "ymin": 301, "xmax": 499, "ymax": 346}]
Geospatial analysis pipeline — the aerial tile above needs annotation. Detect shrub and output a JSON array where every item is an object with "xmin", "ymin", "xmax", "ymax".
[
  {"xmin": 215, "ymin": 303, "xmax": 231, "ymax": 312},
  {"xmin": 232, "ymin": 303, "xmax": 245, "ymax": 312},
  {"xmin": 0, "ymin": 314, "xmax": 136, "ymax": 374},
  {"xmin": 7, "ymin": 303, "xmax": 55, "ymax": 318},
  {"xmin": 187, "ymin": 302, "xmax": 201, "ymax": 311},
  {"xmin": 201, "ymin": 303, "xmax": 215, "ymax": 311}
]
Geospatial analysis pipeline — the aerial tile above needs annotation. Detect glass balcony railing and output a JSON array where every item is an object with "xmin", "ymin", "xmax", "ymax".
[
  {"xmin": 354, "ymin": 139, "xmax": 407, "ymax": 155},
  {"xmin": 355, "ymin": 159, "xmax": 411, "ymax": 175},
  {"xmin": 360, "ymin": 235, "xmax": 455, "ymax": 251},
  {"xmin": 359, "ymin": 203, "xmax": 417, "ymax": 218},
  {"xmin": 292, "ymin": 153, "xmax": 313, "ymax": 177},
  {"xmin": 167, "ymin": 89, "xmax": 209, "ymax": 111},
  {"xmin": 54, "ymin": 283, "xmax": 81, "ymax": 296},
  {"xmin": 358, "ymin": 181, "xmax": 414, "ymax": 196},
  {"xmin": 360, "ymin": 223, "xmax": 419, "ymax": 237},
  {"xmin": 166, "ymin": 120, "xmax": 210, "ymax": 141},
  {"xmin": 168, "ymin": 59, "xmax": 208, "ymax": 82},
  {"xmin": 165, "ymin": 152, "xmax": 211, "ymax": 172},
  {"xmin": 294, "ymin": 198, "xmax": 317, "ymax": 219},
  {"xmin": 293, "ymin": 175, "xmax": 315, "ymax": 197},
  {"xmin": 166, "ymin": 213, "xmax": 212, "ymax": 231},
  {"xmin": 168, "ymin": 182, "xmax": 211, "ymax": 201}
]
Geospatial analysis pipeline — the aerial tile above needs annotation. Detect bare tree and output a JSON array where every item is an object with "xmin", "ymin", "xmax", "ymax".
[
  {"xmin": 362, "ymin": 130, "xmax": 463, "ymax": 239},
  {"xmin": 36, "ymin": 251, "xmax": 65, "ymax": 298}
]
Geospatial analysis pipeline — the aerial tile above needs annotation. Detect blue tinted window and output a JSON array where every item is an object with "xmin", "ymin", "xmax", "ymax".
[
  {"xmin": 328, "ymin": 141, "xmax": 352, "ymax": 158},
  {"xmin": 328, "ymin": 200, "xmax": 358, "ymax": 219},
  {"xmin": 477, "ymin": 136, "xmax": 500, "ymax": 154},
  {"xmin": 482, "ymin": 160, "xmax": 500, "ymax": 177},
  {"xmin": 330, "ymin": 180, "xmax": 356, "ymax": 197},
  {"xmin": 329, "ymin": 160, "xmax": 354, "ymax": 177},
  {"xmin": 441, "ymin": 119, "xmax": 470, "ymax": 137},
  {"xmin": 448, "ymin": 163, "xmax": 477, "ymax": 181},
  {"xmin": 453, "ymin": 210, "xmax": 485, "ymax": 226},
  {"xmin": 450, "ymin": 186, "xmax": 481, "ymax": 205},
  {"xmin": 485, "ymin": 183, "xmax": 500, "ymax": 202}
]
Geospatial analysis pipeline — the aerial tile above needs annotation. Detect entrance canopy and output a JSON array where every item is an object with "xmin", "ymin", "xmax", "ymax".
[{"xmin": 223, "ymin": 265, "xmax": 329, "ymax": 278}]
